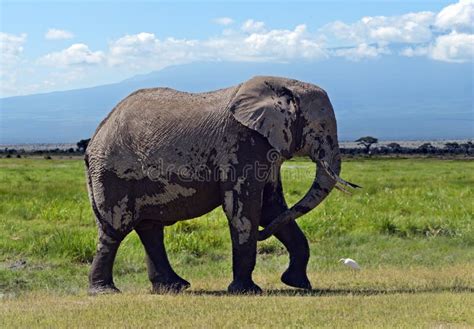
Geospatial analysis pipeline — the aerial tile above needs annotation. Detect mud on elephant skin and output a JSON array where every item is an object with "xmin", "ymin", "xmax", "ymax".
[{"xmin": 85, "ymin": 76, "xmax": 359, "ymax": 295}]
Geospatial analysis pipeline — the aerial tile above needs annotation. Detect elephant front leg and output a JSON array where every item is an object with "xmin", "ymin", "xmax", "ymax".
[
  {"xmin": 135, "ymin": 220, "xmax": 190, "ymax": 293},
  {"xmin": 222, "ymin": 181, "xmax": 263, "ymax": 294}
]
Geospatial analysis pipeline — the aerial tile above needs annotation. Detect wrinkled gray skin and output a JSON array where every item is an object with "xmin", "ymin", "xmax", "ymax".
[{"xmin": 85, "ymin": 76, "xmax": 357, "ymax": 295}]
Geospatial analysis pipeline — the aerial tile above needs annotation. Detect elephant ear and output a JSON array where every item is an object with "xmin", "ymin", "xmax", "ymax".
[{"xmin": 229, "ymin": 76, "xmax": 299, "ymax": 155}]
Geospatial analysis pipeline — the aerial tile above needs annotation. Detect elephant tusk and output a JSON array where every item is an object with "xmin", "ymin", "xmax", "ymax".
[
  {"xmin": 319, "ymin": 160, "xmax": 362, "ymax": 189},
  {"xmin": 335, "ymin": 184, "xmax": 352, "ymax": 195}
]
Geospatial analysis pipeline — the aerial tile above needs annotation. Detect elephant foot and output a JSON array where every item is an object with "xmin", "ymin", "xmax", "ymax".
[
  {"xmin": 228, "ymin": 280, "xmax": 262, "ymax": 295},
  {"xmin": 88, "ymin": 283, "xmax": 121, "ymax": 295},
  {"xmin": 151, "ymin": 277, "xmax": 190, "ymax": 294},
  {"xmin": 281, "ymin": 269, "xmax": 312, "ymax": 290}
]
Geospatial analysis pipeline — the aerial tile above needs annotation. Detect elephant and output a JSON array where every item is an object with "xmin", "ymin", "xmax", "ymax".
[{"xmin": 84, "ymin": 76, "xmax": 359, "ymax": 295}]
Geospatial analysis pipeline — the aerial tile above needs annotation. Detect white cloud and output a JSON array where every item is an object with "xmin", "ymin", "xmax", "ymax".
[
  {"xmin": 107, "ymin": 25, "xmax": 327, "ymax": 70},
  {"xmin": 323, "ymin": 11, "xmax": 435, "ymax": 45},
  {"xmin": 206, "ymin": 25, "xmax": 326, "ymax": 63},
  {"xmin": 242, "ymin": 24, "xmax": 327, "ymax": 60},
  {"xmin": 400, "ymin": 32, "xmax": 473, "ymax": 63},
  {"xmin": 430, "ymin": 32, "xmax": 474, "ymax": 63},
  {"xmin": 108, "ymin": 32, "xmax": 198, "ymax": 68},
  {"xmin": 5, "ymin": 1, "xmax": 474, "ymax": 96},
  {"xmin": 400, "ymin": 46, "xmax": 429, "ymax": 57},
  {"xmin": 0, "ymin": 33, "xmax": 28, "ymax": 96},
  {"xmin": 241, "ymin": 19, "xmax": 266, "ymax": 33},
  {"xmin": 333, "ymin": 43, "xmax": 390, "ymax": 61},
  {"xmin": 45, "ymin": 28, "xmax": 74, "ymax": 40},
  {"xmin": 0, "ymin": 32, "xmax": 27, "ymax": 63},
  {"xmin": 39, "ymin": 43, "xmax": 105, "ymax": 66},
  {"xmin": 213, "ymin": 17, "xmax": 234, "ymax": 26},
  {"xmin": 321, "ymin": 1, "xmax": 474, "ymax": 63},
  {"xmin": 435, "ymin": 0, "xmax": 474, "ymax": 32}
]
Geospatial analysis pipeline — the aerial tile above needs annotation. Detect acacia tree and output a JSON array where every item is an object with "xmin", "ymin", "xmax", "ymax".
[{"xmin": 356, "ymin": 136, "xmax": 378, "ymax": 154}]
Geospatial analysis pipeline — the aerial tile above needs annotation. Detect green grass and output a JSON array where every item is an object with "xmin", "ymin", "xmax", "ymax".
[{"xmin": 0, "ymin": 157, "xmax": 473, "ymax": 327}]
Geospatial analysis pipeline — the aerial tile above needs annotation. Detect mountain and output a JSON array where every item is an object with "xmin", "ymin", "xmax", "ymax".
[{"xmin": 1, "ymin": 58, "xmax": 472, "ymax": 143}]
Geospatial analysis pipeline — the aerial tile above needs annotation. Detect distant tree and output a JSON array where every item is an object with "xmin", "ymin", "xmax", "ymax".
[
  {"xmin": 355, "ymin": 136, "xmax": 378, "ymax": 154},
  {"xmin": 67, "ymin": 147, "xmax": 75, "ymax": 153},
  {"xmin": 387, "ymin": 142, "xmax": 401, "ymax": 153},
  {"xmin": 378, "ymin": 146, "xmax": 389, "ymax": 154},
  {"xmin": 460, "ymin": 141, "xmax": 473, "ymax": 155},
  {"xmin": 77, "ymin": 138, "xmax": 91, "ymax": 153},
  {"xmin": 418, "ymin": 143, "xmax": 435, "ymax": 154},
  {"xmin": 444, "ymin": 142, "xmax": 460, "ymax": 151}
]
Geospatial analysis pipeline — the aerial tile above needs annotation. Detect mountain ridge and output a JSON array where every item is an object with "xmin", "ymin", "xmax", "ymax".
[{"xmin": 1, "ymin": 58, "xmax": 472, "ymax": 143}]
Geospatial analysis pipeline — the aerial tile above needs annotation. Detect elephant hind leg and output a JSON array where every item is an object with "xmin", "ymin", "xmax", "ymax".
[
  {"xmin": 222, "ymin": 182, "xmax": 263, "ymax": 295},
  {"xmin": 261, "ymin": 179, "xmax": 311, "ymax": 290},
  {"xmin": 274, "ymin": 221, "xmax": 312, "ymax": 290},
  {"xmin": 135, "ymin": 220, "xmax": 190, "ymax": 293},
  {"xmin": 89, "ymin": 227, "xmax": 124, "ymax": 295}
]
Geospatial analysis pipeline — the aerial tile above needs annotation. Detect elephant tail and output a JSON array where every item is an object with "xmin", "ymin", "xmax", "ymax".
[
  {"xmin": 84, "ymin": 154, "xmax": 103, "ymax": 226},
  {"xmin": 84, "ymin": 154, "xmax": 126, "ymax": 241}
]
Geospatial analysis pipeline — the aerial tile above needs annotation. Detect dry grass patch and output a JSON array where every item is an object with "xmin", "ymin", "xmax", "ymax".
[
  {"xmin": 1, "ymin": 292, "xmax": 473, "ymax": 328},
  {"xmin": 2, "ymin": 266, "xmax": 473, "ymax": 328}
]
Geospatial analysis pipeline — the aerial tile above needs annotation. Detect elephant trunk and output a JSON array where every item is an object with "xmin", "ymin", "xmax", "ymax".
[{"xmin": 258, "ymin": 142, "xmax": 359, "ymax": 241}]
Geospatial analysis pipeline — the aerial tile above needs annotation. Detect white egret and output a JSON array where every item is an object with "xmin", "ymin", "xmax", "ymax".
[{"xmin": 339, "ymin": 258, "xmax": 361, "ymax": 270}]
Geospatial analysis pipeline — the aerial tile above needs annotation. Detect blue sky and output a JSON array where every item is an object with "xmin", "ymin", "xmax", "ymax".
[{"xmin": 1, "ymin": 0, "xmax": 472, "ymax": 97}]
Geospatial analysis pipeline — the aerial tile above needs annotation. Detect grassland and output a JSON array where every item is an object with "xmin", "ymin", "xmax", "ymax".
[{"xmin": 0, "ymin": 157, "xmax": 473, "ymax": 328}]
